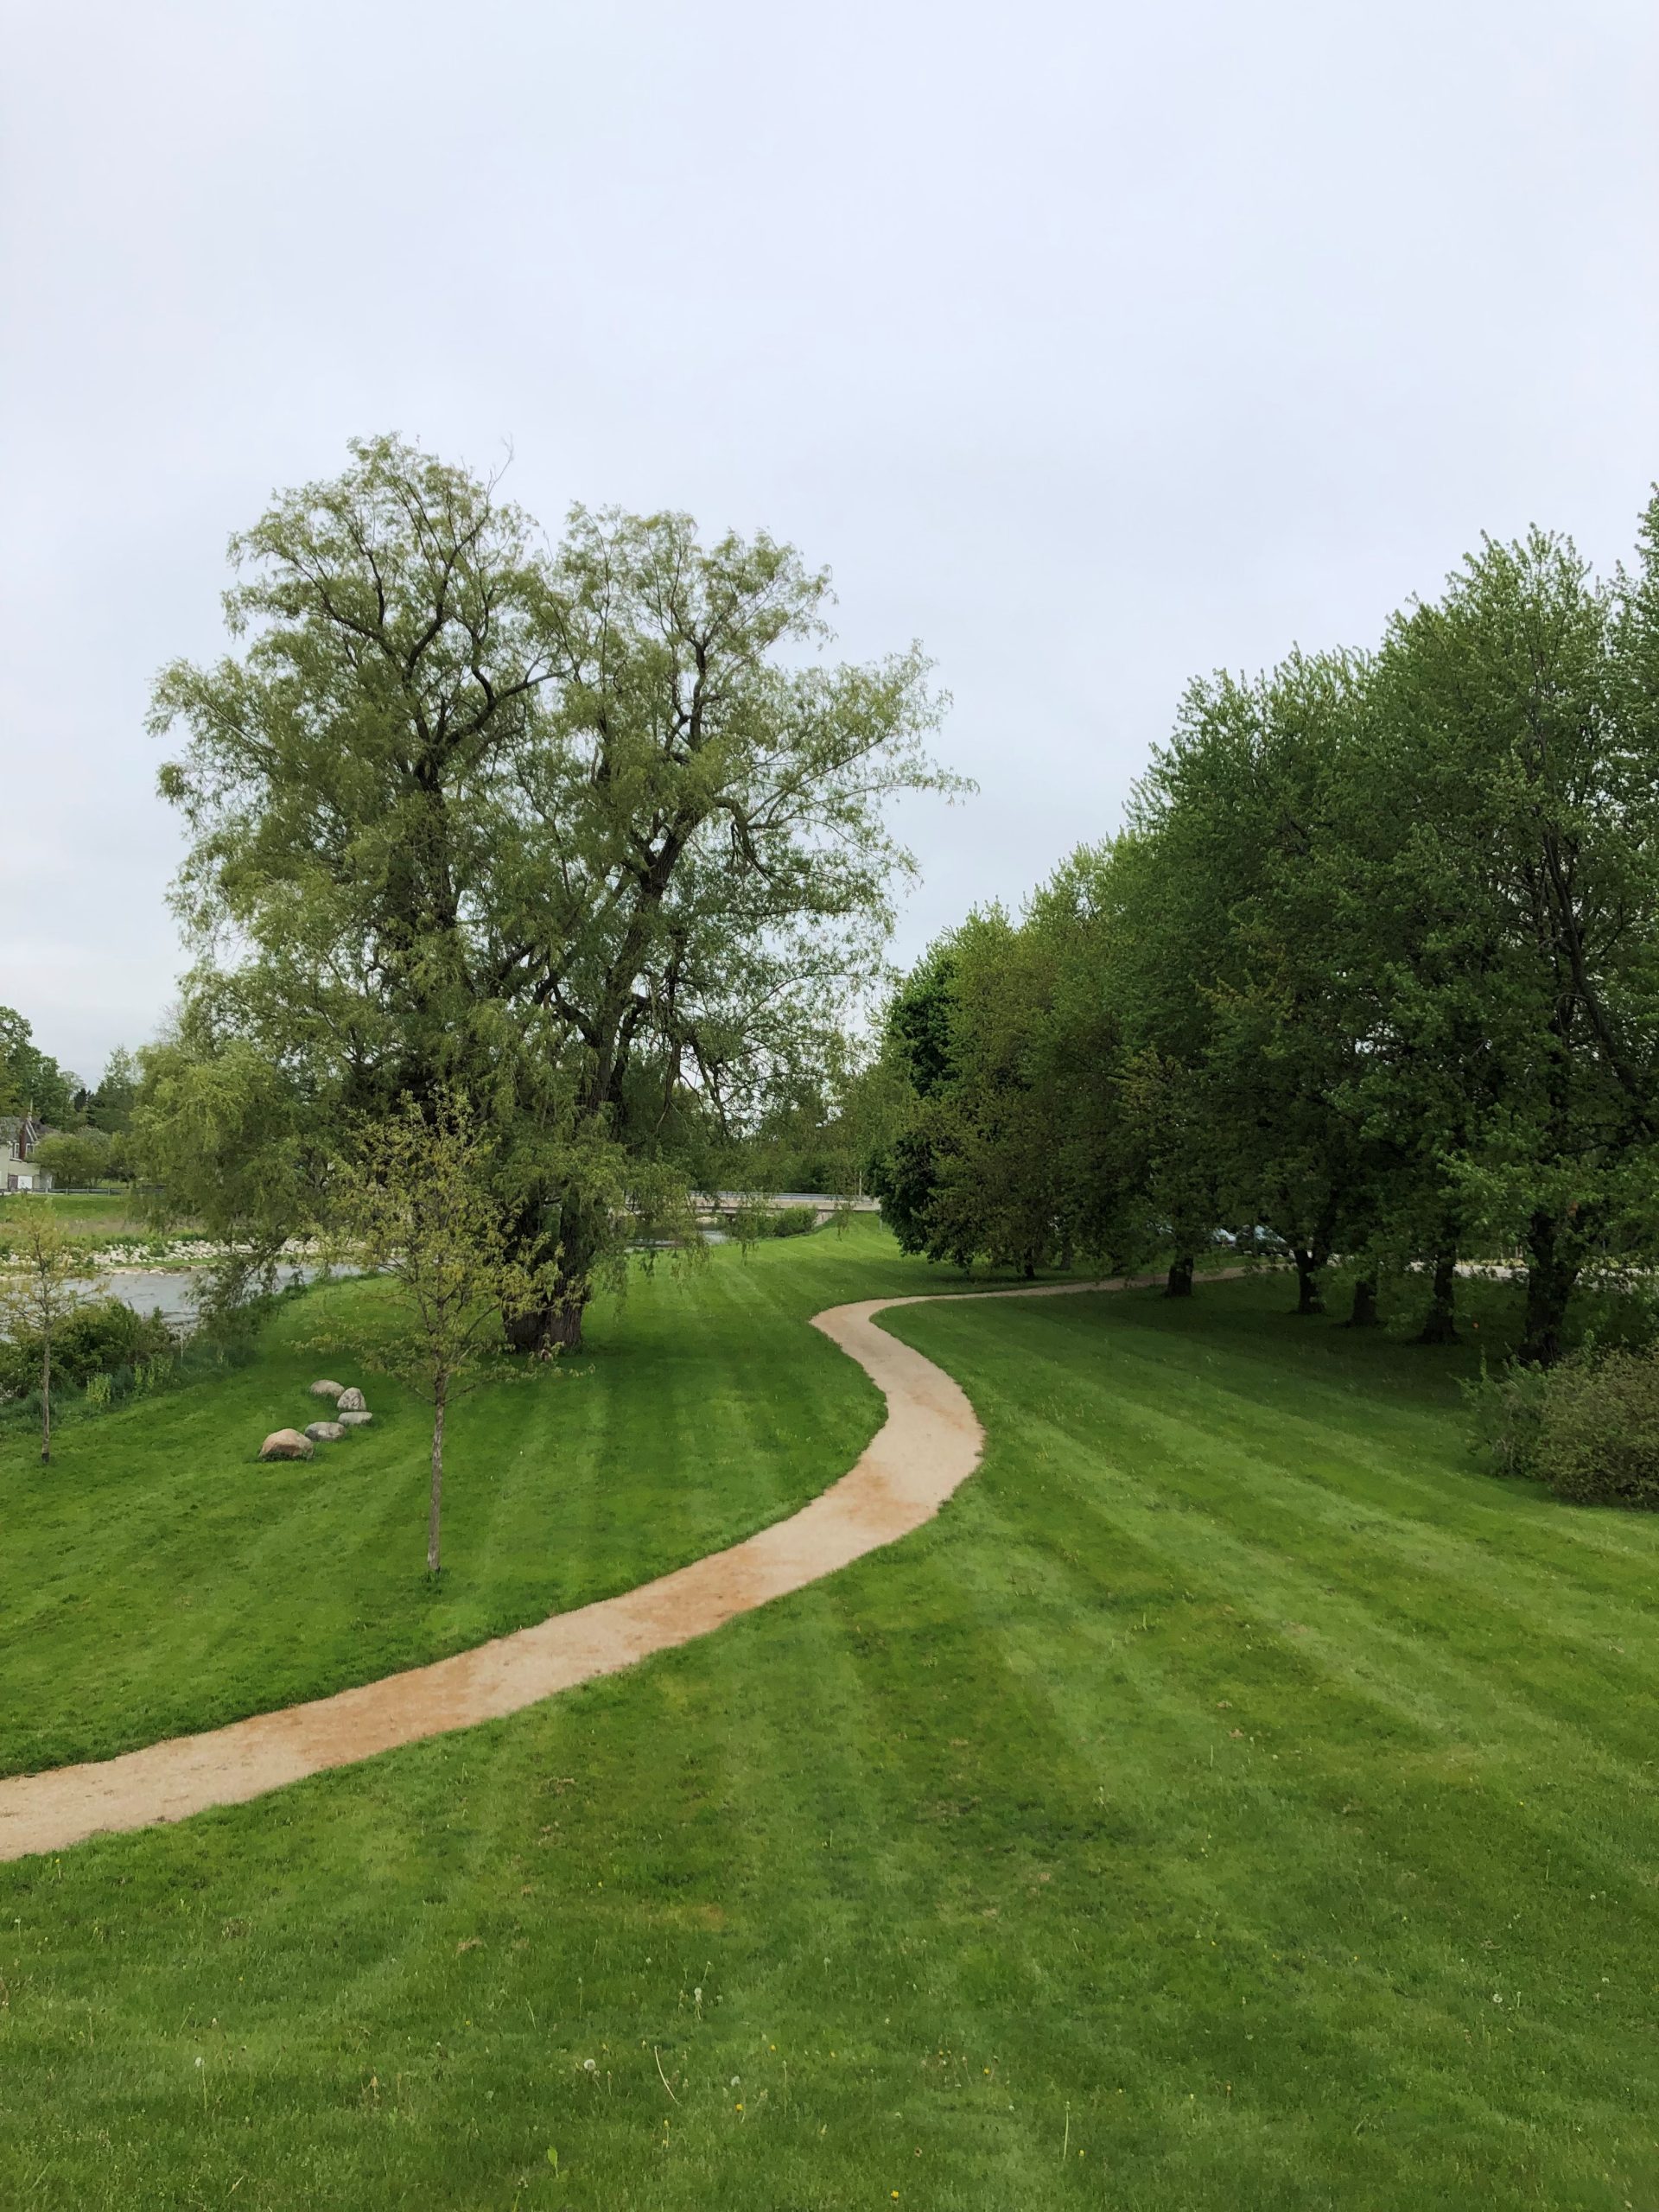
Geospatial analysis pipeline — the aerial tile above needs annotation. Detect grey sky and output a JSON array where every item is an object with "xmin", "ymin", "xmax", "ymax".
[{"xmin": 3, "ymin": 0, "xmax": 1656, "ymax": 1084}]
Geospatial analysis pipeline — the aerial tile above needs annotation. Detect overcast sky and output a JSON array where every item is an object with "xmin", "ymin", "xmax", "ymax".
[{"xmin": 3, "ymin": 0, "xmax": 1656, "ymax": 1084}]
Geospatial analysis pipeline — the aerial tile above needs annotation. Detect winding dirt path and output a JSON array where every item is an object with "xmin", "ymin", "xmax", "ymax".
[{"xmin": 0, "ymin": 1271, "xmax": 1170, "ymax": 1864}]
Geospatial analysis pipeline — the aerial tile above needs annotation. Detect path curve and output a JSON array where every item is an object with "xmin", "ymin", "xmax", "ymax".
[{"xmin": 0, "ymin": 1270, "xmax": 1173, "ymax": 1863}]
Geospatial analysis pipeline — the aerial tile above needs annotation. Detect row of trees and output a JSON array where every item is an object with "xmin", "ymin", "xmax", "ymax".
[
  {"xmin": 0, "ymin": 1007, "xmax": 79, "ymax": 1127},
  {"xmin": 133, "ymin": 435, "xmax": 958, "ymax": 1348},
  {"xmin": 870, "ymin": 502, "xmax": 1659, "ymax": 1365},
  {"xmin": 0, "ymin": 1010, "xmax": 137, "ymax": 1138},
  {"xmin": 1, "ymin": 1008, "xmax": 141, "ymax": 1194}
]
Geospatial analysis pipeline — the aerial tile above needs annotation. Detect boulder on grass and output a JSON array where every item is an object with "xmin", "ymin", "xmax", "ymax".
[
  {"xmin": 309, "ymin": 1379, "xmax": 346, "ymax": 1401},
  {"xmin": 259, "ymin": 1428, "xmax": 314, "ymax": 1461},
  {"xmin": 305, "ymin": 1421, "xmax": 346, "ymax": 1443},
  {"xmin": 336, "ymin": 1386, "xmax": 367, "ymax": 1413},
  {"xmin": 337, "ymin": 1409, "xmax": 373, "ymax": 1427}
]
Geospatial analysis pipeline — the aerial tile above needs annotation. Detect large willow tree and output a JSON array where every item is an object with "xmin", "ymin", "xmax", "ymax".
[{"xmin": 143, "ymin": 436, "xmax": 955, "ymax": 1346}]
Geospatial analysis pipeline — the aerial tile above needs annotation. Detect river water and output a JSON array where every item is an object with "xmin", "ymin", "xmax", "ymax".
[{"xmin": 100, "ymin": 1263, "xmax": 348, "ymax": 1332}]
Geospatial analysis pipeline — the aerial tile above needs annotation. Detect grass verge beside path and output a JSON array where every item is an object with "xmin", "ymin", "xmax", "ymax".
[
  {"xmin": 0, "ymin": 1225, "xmax": 968, "ymax": 1775},
  {"xmin": 3, "ymin": 1245, "xmax": 1657, "ymax": 2207}
]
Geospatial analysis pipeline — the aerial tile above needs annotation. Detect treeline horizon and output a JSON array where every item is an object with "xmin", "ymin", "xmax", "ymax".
[
  {"xmin": 864, "ymin": 492, "xmax": 1659, "ymax": 1367},
  {"xmin": 16, "ymin": 453, "xmax": 1659, "ymax": 1382}
]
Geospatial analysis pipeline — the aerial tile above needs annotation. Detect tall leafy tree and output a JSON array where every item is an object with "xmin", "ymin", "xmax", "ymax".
[
  {"xmin": 870, "ymin": 869, "xmax": 1130, "ymax": 1277},
  {"xmin": 146, "ymin": 436, "xmax": 955, "ymax": 1347},
  {"xmin": 1366, "ymin": 521, "xmax": 1659, "ymax": 1363},
  {"xmin": 1125, "ymin": 652, "xmax": 1376, "ymax": 1315},
  {"xmin": 86, "ymin": 1048, "xmax": 140, "ymax": 1135},
  {"xmin": 916, "ymin": 907, "xmax": 1073, "ymax": 1277}
]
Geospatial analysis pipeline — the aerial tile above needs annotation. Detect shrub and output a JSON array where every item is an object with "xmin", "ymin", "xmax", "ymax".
[
  {"xmin": 1467, "ymin": 1347, "xmax": 1659, "ymax": 1509},
  {"xmin": 1463, "ymin": 1359, "xmax": 1552, "ymax": 1480},
  {"xmin": 0, "ymin": 1295, "xmax": 174, "ymax": 1396},
  {"xmin": 1533, "ymin": 1351, "xmax": 1659, "ymax": 1508},
  {"xmin": 767, "ymin": 1205, "xmax": 818, "ymax": 1238}
]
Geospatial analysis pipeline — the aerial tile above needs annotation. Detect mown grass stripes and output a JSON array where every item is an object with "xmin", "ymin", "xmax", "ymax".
[{"xmin": 3, "ymin": 1232, "xmax": 1658, "ymax": 2205}]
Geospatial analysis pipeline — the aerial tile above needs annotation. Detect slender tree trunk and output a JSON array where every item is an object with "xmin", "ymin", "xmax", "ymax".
[
  {"xmin": 1415, "ymin": 1253, "xmax": 1459, "ymax": 1345},
  {"xmin": 427, "ymin": 1385, "xmax": 446, "ymax": 1575},
  {"xmin": 41, "ymin": 1333, "xmax": 51, "ymax": 1465},
  {"xmin": 1293, "ymin": 1249, "xmax": 1325, "ymax": 1315},
  {"xmin": 1344, "ymin": 1277, "xmax": 1379, "ymax": 1328},
  {"xmin": 1518, "ymin": 1215, "xmax": 1578, "ymax": 1368},
  {"xmin": 1164, "ymin": 1254, "xmax": 1195, "ymax": 1299}
]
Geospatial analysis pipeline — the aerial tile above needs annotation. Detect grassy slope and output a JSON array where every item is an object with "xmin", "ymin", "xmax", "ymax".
[{"xmin": 3, "ymin": 1233, "xmax": 1658, "ymax": 2208}]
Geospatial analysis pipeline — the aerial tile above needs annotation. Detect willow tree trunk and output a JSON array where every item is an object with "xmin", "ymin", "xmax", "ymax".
[
  {"xmin": 1164, "ymin": 1254, "xmax": 1195, "ymax": 1299},
  {"xmin": 505, "ymin": 1288, "xmax": 588, "ymax": 1357},
  {"xmin": 40, "ymin": 1334, "xmax": 51, "ymax": 1465},
  {"xmin": 1293, "ymin": 1250, "xmax": 1325, "ymax": 1315},
  {"xmin": 1344, "ymin": 1277, "xmax": 1379, "ymax": 1328},
  {"xmin": 427, "ymin": 1387, "xmax": 446, "ymax": 1575},
  {"xmin": 1415, "ymin": 1253, "xmax": 1459, "ymax": 1345},
  {"xmin": 504, "ymin": 1194, "xmax": 596, "ymax": 1355}
]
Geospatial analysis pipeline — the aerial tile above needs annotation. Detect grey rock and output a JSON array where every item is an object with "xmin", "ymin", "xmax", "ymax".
[
  {"xmin": 259, "ymin": 1427, "xmax": 314, "ymax": 1461},
  {"xmin": 309, "ymin": 1378, "xmax": 346, "ymax": 1401},
  {"xmin": 304, "ymin": 1421, "xmax": 346, "ymax": 1443},
  {"xmin": 336, "ymin": 1386, "xmax": 367, "ymax": 1413},
  {"xmin": 336, "ymin": 1409, "xmax": 373, "ymax": 1428}
]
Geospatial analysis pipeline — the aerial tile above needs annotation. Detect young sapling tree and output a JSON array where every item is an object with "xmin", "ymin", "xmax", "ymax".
[
  {"xmin": 0, "ymin": 1211, "xmax": 102, "ymax": 1462},
  {"xmin": 332, "ymin": 1096, "xmax": 551, "ymax": 1576}
]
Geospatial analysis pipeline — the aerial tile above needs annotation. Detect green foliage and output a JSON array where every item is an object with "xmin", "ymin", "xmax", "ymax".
[
  {"xmin": 145, "ymin": 435, "xmax": 958, "ymax": 1349},
  {"xmin": 870, "ymin": 882, "xmax": 1128, "ymax": 1274},
  {"xmin": 331, "ymin": 1097, "xmax": 545, "ymax": 1384},
  {"xmin": 766, "ymin": 1204, "xmax": 817, "ymax": 1237},
  {"xmin": 884, "ymin": 941, "xmax": 958, "ymax": 1097},
  {"xmin": 872, "ymin": 487, "xmax": 1659, "ymax": 1351},
  {"xmin": 1361, "ymin": 523, "xmax": 1659, "ymax": 1362},
  {"xmin": 86, "ymin": 1046, "xmax": 140, "ymax": 1135},
  {"xmin": 0, "ymin": 1005, "xmax": 79, "ymax": 1126},
  {"xmin": 709, "ymin": 1045, "xmax": 912, "ymax": 1198},
  {"xmin": 0, "ymin": 1294, "xmax": 172, "ymax": 1397},
  {"xmin": 720, "ymin": 1197, "xmax": 819, "ymax": 1253},
  {"xmin": 328, "ymin": 1093, "xmax": 557, "ymax": 1572},
  {"xmin": 0, "ymin": 1207, "xmax": 103, "ymax": 1459},
  {"xmin": 1471, "ymin": 1346, "xmax": 1659, "ymax": 1509},
  {"xmin": 29, "ymin": 1127, "xmax": 114, "ymax": 1191},
  {"xmin": 1124, "ymin": 649, "xmax": 1378, "ymax": 1311},
  {"xmin": 134, "ymin": 1030, "xmax": 315, "ymax": 1263},
  {"xmin": 1462, "ymin": 1357, "xmax": 1554, "ymax": 1479},
  {"xmin": 865, "ymin": 1124, "xmax": 944, "ymax": 1256}
]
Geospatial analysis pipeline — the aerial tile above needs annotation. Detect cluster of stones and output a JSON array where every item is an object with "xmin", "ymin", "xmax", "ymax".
[{"xmin": 258, "ymin": 1380, "xmax": 373, "ymax": 1461}]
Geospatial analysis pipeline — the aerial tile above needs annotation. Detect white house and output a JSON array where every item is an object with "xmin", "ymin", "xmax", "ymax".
[{"xmin": 0, "ymin": 1116, "xmax": 54, "ymax": 1192}]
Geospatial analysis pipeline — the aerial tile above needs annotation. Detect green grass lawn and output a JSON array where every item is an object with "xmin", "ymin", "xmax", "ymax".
[
  {"xmin": 0, "ymin": 1190, "xmax": 151, "ymax": 1235},
  {"xmin": 3, "ymin": 1229, "xmax": 1657, "ymax": 2209},
  {"xmin": 0, "ymin": 1232, "xmax": 948, "ymax": 1774}
]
